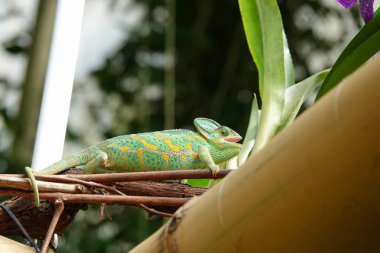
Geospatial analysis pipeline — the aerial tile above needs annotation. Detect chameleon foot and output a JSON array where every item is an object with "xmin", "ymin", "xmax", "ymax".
[{"xmin": 209, "ymin": 165, "xmax": 220, "ymax": 178}]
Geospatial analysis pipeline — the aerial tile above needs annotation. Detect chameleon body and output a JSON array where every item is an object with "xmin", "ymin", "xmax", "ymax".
[{"xmin": 26, "ymin": 118, "xmax": 242, "ymax": 206}]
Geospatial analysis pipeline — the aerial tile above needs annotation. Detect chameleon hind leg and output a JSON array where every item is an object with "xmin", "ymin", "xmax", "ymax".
[{"xmin": 26, "ymin": 150, "xmax": 109, "ymax": 207}]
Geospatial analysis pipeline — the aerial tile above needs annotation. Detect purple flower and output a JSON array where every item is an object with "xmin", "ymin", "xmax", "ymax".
[{"xmin": 337, "ymin": 0, "xmax": 374, "ymax": 23}]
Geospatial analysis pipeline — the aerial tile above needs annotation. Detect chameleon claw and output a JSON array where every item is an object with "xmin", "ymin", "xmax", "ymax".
[
  {"xmin": 25, "ymin": 167, "xmax": 40, "ymax": 207},
  {"xmin": 209, "ymin": 165, "xmax": 220, "ymax": 178}
]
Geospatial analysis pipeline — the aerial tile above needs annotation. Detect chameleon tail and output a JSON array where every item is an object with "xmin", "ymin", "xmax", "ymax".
[{"xmin": 25, "ymin": 167, "xmax": 40, "ymax": 207}]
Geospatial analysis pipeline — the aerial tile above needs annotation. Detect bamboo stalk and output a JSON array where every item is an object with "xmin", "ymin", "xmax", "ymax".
[
  {"xmin": 0, "ymin": 236, "xmax": 35, "ymax": 253},
  {"xmin": 131, "ymin": 57, "xmax": 380, "ymax": 252}
]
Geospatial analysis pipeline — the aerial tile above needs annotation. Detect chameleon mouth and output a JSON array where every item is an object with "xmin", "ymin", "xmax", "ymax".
[{"xmin": 224, "ymin": 136, "xmax": 242, "ymax": 143}]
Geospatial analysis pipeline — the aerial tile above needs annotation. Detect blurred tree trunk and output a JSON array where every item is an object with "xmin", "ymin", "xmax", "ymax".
[
  {"xmin": 11, "ymin": 0, "xmax": 57, "ymax": 168},
  {"xmin": 164, "ymin": 0, "xmax": 176, "ymax": 129}
]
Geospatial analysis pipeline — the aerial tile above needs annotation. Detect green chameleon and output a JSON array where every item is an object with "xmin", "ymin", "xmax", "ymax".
[{"xmin": 26, "ymin": 118, "xmax": 242, "ymax": 206}]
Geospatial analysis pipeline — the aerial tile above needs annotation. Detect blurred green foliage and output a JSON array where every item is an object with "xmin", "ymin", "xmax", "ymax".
[{"xmin": 60, "ymin": 206, "xmax": 164, "ymax": 253}]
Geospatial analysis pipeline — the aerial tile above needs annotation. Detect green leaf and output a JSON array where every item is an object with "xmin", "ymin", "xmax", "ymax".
[
  {"xmin": 283, "ymin": 29, "xmax": 295, "ymax": 87},
  {"xmin": 238, "ymin": 0, "xmax": 286, "ymax": 154},
  {"xmin": 278, "ymin": 69, "xmax": 329, "ymax": 131},
  {"xmin": 239, "ymin": 0, "xmax": 263, "ymax": 96},
  {"xmin": 238, "ymin": 95, "xmax": 260, "ymax": 165},
  {"xmin": 316, "ymin": 12, "xmax": 380, "ymax": 100},
  {"xmin": 187, "ymin": 179, "xmax": 210, "ymax": 188}
]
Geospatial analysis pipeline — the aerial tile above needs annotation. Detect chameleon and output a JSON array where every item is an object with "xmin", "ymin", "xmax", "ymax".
[{"xmin": 25, "ymin": 118, "xmax": 242, "ymax": 206}]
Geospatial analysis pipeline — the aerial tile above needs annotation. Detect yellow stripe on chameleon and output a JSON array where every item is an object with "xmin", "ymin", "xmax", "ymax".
[
  {"xmin": 181, "ymin": 155, "xmax": 186, "ymax": 162},
  {"xmin": 186, "ymin": 136, "xmax": 195, "ymax": 141},
  {"xmin": 122, "ymin": 155, "xmax": 127, "ymax": 161},
  {"xmin": 164, "ymin": 139, "xmax": 180, "ymax": 152},
  {"xmin": 67, "ymin": 159, "xmax": 76, "ymax": 168},
  {"xmin": 137, "ymin": 148, "xmax": 146, "ymax": 171},
  {"xmin": 195, "ymin": 135, "xmax": 206, "ymax": 141},
  {"xmin": 131, "ymin": 135, "xmax": 140, "ymax": 140},
  {"xmin": 186, "ymin": 142, "xmax": 192, "ymax": 151},
  {"xmin": 161, "ymin": 154, "xmax": 169, "ymax": 170},
  {"xmin": 139, "ymin": 139, "xmax": 158, "ymax": 151},
  {"xmin": 118, "ymin": 146, "xmax": 130, "ymax": 152}
]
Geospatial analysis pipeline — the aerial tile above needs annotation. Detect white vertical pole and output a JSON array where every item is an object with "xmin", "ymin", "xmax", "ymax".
[{"xmin": 32, "ymin": 0, "xmax": 85, "ymax": 169}]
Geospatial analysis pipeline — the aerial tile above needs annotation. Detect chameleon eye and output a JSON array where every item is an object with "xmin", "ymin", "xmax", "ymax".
[{"xmin": 220, "ymin": 127, "xmax": 230, "ymax": 136}]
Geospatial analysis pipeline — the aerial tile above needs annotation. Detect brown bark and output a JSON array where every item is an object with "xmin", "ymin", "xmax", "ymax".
[
  {"xmin": 0, "ymin": 197, "xmax": 86, "ymax": 238},
  {"xmin": 0, "ymin": 180, "xmax": 206, "ymax": 239}
]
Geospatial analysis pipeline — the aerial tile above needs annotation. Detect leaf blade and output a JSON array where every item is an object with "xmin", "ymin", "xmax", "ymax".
[
  {"xmin": 279, "ymin": 69, "xmax": 329, "ymax": 131},
  {"xmin": 238, "ymin": 95, "xmax": 260, "ymax": 165},
  {"xmin": 316, "ymin": 12, "xmax": 380, "ymax": 100}
]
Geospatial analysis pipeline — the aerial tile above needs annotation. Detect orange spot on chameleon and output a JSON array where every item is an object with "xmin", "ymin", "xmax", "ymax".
[
  {"xmin": 161, "ymin": 154, "xmax": 169, "ymax": 170},
  {"xmin": 137, "ymin": 148, "xmax": 146, "ymax": 171}
]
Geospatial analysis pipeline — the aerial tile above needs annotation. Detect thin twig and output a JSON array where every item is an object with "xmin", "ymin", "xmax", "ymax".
[
  {"xmin": 108, "ymin": 186, "xmax": 173, "ymax": 217},
  {"xmin": 33, "ymin": 176, "xmax": 123, "ymax": 196},
  {"xmin": 0, "ymin": 170, "xmax": 231, "ymax": 191},
  {"xmin": 41, "ymin": 200, "xmax": 64, "ymax": 253},
  {"xmin": 0, "ymin": 190, "xmax": 189, "ymax": 206},
  {"xmin": 0, "ymin": 175, "xmax": 90, "ymax": 194},
  {"xmin": 139, "ymin": 204, "xmax": 173, "ymax": 218},
  {"xmin": 34, "ymin": 169, "xmax": 232, "ymax": 183},
  {"xmin": 36, "ymin": 178, "xmax": 175, "ymax": 217}
]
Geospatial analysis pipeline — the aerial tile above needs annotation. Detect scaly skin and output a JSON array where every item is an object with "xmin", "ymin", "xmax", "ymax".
[{"xmin": 26, "ymin": 118, "xmax": 242, "ymax": 206}]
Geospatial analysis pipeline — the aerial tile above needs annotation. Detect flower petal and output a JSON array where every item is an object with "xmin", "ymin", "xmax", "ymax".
[
  {"xmin": 359, "ymin": 0, "xmax": 374, "ymax": 23},
  {"xmin": 337, "ymin": 0, "xmax": 357, "ymax": 9}
]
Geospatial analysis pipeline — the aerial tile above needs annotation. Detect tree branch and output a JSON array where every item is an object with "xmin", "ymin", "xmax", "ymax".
[{"xmin": 0, "ymin": 168, "xmax": 231, "ymax": 239}]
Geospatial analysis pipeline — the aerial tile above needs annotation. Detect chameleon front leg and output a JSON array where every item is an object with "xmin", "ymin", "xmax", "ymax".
[{"xmin": 198, "ymin": 145, "xmax": 220, "ymax": 176}]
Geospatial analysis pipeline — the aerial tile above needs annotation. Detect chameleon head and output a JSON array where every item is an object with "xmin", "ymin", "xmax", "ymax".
[{"xmin": 194, "ymin": 118, "xmax": 242, "ymax": 161}]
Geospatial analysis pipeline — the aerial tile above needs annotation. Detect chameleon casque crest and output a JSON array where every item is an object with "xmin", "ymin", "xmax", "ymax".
[{"xmin": 26, "ymin": 118, "xmax": 242, "ymax": 205}]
